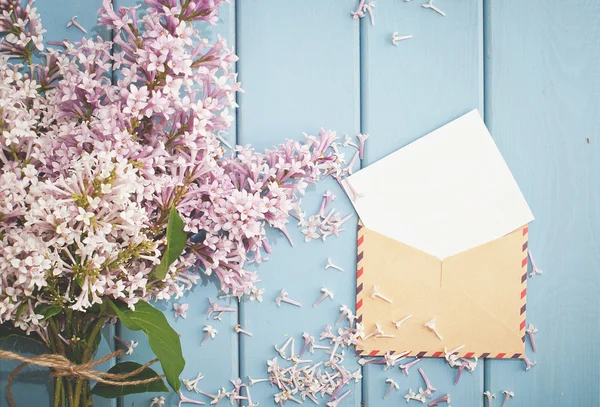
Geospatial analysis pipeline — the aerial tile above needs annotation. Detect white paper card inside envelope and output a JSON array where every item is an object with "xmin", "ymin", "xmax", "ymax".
[{"xmin": 343, "ymin": 109, "xmax": 534, "ymax": 260}]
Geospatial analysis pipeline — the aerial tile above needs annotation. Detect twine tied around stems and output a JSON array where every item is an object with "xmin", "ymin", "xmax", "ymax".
[{"xmin": 0, "ymin": 348, "xmax": 164, "ymax": 407}]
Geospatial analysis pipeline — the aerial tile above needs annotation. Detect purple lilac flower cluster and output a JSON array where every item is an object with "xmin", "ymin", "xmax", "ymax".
[{"xmin": 0, "ymin": 0, "xmax": 344, "ymax": 337}]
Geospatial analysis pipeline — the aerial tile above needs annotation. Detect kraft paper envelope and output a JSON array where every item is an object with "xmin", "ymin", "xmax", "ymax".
[{"xmin": 343, "ymin": 110, "xmax": 534, "ymax": 359}]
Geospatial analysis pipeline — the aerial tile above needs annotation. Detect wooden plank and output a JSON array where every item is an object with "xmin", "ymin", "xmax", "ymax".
[
  {"xmin": 237, "ymin": 2, "xmax": 361, "ymax": 407},
  {"xmin": 484, "ymin": 1, "xmax": 600, "ymax": 405},
  {"xmin": 0, "ymin": 1, "xmax": 115, "ymax": 406},
  {"xmin": 364, "ymin": 361, "xmax": 483, "ymax": 405},
  {"xmin": 36, "ymin": 0, "xmax": 112, "ymax": 44},
  {"xmin": 360, "ymin": 0, "xmax": 484, "ymax": 406},
  {"xmin": 116, "ymin": 2, "xmax": 240, "ymax": 406}
]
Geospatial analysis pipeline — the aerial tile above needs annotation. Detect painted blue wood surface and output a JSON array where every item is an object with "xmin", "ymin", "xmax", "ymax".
[
  {"xmin": 3, "ymin": 0, "xmax": 600, "ymax": 406},
  {"xmin": 360, "ymin": 1, "xmax": 485, "ymax": 406},
  {"xmin": 237, "ymin": 3, "xmax": 361, "ymax": 407},
  {"xmin": 484, "ymin": 1, "xmax": 600, "ymax": 406}
]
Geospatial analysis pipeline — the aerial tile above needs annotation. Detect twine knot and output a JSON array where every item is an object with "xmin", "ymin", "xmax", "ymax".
[{"xmin": 0, "ymin": 349, "xmax": 164, "ymax": 407}]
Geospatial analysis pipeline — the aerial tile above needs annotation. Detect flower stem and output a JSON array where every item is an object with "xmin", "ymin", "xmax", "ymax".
[
  {"xmin": 72, "ymin": 380, "xmax": 82, "ymax": 407},
  {"xmin": 64, "ymin": 379, "xmax": 74, "ymax": 407},
  {"xmin": 85, "ymin": 380, "xmax": 93, "ymax": 406},
  {"xmin": 73, "ymin": 316, "xmax": 106, "ymax": 407},
  {"xmin": 65, "ymin": 308, "xmax": 73, "ymax": 341},
  {"xmin": 82, "ymin": 316, "xmax": 106, "ymax": 362},
  {"xmin": 179, "ymin": 0, "xmax": 192, "ymax": 19},
  {"xmin": 53, "ymin": 377, "xmax": 62, "ymax": 407},
  {"xmin": 48, "ymin": 318, "xmax": 66, "ymax": 355}
]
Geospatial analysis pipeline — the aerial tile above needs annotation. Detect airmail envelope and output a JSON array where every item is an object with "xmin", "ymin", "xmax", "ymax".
[{"xmin": 343, "ymin": 110, "xmax": 534, "ymax": 359}]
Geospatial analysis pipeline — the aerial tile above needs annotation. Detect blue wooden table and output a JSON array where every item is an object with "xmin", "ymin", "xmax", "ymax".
[{"xmin": 2, "ymin": 1, "xmax": 599, "ymax": 406}]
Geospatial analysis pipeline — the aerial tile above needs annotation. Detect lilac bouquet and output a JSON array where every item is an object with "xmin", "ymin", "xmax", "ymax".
[{"xmin": 0, "ymin": 0, "xmax": 342, "ymax": 404}]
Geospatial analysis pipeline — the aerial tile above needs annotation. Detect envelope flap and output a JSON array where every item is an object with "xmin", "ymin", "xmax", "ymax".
[
  {"xmin": 344, "ymin": 110, "xmax": 534, "ymax": 260},
  {"xmin": 442, "ymin": 225, "xmax": 528, "ymax": 333},
  {"xmin": 358, "ymin": 224, "xmax": 441, "ymax": 291},
  {"xmin": 356, "ymin": 222, "xmax": 528, "ymax": 358}
]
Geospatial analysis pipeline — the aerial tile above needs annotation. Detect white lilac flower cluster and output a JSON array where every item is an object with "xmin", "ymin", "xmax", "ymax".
[{"xmin": 0, "ymin": 0, "xmax": 345, "ymax": 338}]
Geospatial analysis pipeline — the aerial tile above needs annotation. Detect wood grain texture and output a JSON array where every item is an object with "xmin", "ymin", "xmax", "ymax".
[
  {"xmin": 484, "ymin": 1, "xmax": 600, "ymax": 405},
  {"xmin": 236, "ymin": 2, "xmax": 361, "ymax": 407},
  {"xmin": 36, "ymin": 0, "xmax": 111, "ymax": 44},
  {"xmin": 5, "ymin": 0, "xmax": 600, "ymax": 406},
  {"xmin": 115, "ymin": 2, "xmax": 240, "ymax": 407},
  {"xmin": 360, "ymin": 0, "xmax": 485, "ymax": 406},
  {"xmin": 361, "ymin": 0, "xmax": 483, "ymax": 163},
  {"xmin": 0, "ymin": 1, "xmax": 115, "ymax": 406}
]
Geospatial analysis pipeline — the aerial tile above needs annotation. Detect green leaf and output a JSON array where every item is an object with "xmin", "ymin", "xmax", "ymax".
[
  {"xmin": 91, "ymin": 361, "xmax": 168, "ymax": 398},
  {"xmin": 96, "ymin": 299, "xmax": 118, "ymax": 318},
  {"xmin": 152, "ymin": 208, "xmax": 187, "ymax": 279},
  {"xmin": 35, "ymin": 304, "xmax": 63, "ymax": 321},
  {"xmin": 91, "ymin": 325, "xmax": 102, "ymax": 354},
  {"xmin": 13, "ymin": 302, "xmax": 28, "ymax": 320},
  {"xmin": 0, "ymin": 324, "xmax": 44, "ymax": 346},
  {"xmin": 106, "ymin": 299, "xmax": 184, "ymax": 392}
]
